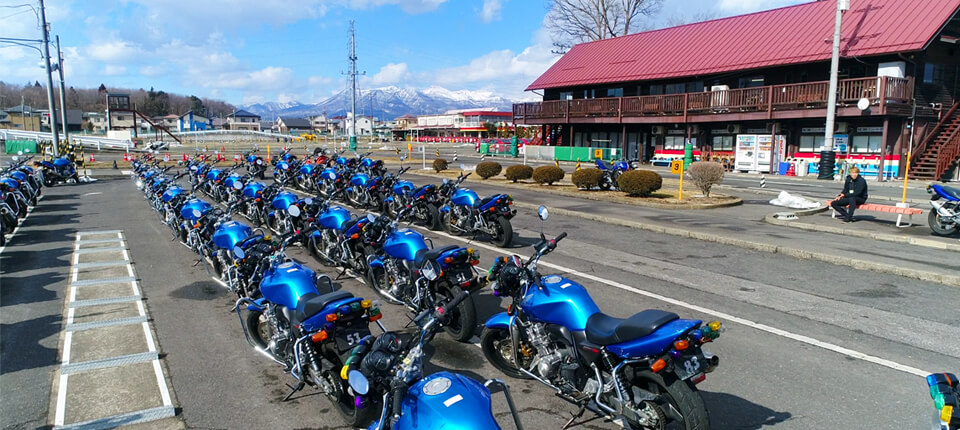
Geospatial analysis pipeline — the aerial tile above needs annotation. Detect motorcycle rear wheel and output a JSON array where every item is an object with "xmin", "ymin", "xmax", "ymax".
[
  {"xmin": 628, "ymin": 373, "xmax": 709, "ymax": 430},
  {"xmin": 928, "ymin": 209, "xmax": 959, "ymax": 236},
  {"xmin": 492, "ymin": 216, "xmax": 513, "ymax": 248},
  {"xmin": 437, "ymin": 284, "xmax": 477, "ymax": 342}
]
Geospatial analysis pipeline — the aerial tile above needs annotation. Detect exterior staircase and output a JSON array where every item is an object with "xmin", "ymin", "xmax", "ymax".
[{"xmin": 912, "ymin": 102, "xmax": 960, "ymax": 181}]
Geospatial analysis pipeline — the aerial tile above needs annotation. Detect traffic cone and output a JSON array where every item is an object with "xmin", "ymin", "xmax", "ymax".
[
  {"xmin": 122, "ymin": 153, "xmax": 128, "ymax": 162},
  {"xmin": 90, "ymin": 153, "xmax": 96, "ymax": 163},
  {"xmin": 164, "ymin": 153, "xmax": 170, "ymax": 162},
  {"xmin": 182, "ymin": 153, "xmax": 188, "ymax": 162}
]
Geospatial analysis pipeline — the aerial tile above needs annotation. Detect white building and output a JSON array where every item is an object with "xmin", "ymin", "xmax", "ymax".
[{"xmin": 339, "ymin": 113, "xmax": 373, "ymax": 136}]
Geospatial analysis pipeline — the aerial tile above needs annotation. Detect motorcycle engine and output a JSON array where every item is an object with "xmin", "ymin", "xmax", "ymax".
[{"xmin": 527, "ymin": 323, "xmax": 562, "ymax": 379}]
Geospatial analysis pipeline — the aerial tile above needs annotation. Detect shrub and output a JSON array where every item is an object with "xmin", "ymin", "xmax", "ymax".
[
  {"xmin": 571, "ymin": 168, "xmax": 603, "ymax": 190},
  {"xmin": 432, "ymin": 158, "xmax": 448, "ymax": 173},
  {"xmin": 532, "ymin": 165, "xmax": 565, "ymax": 185},
  {"xmin": 505, "ymin": 165, "xmax": 533, "ymax": 183},
  {"xmin": 476, "ymin": 161, "xmax": 503, "ymax": 179},
  {"xmin": 618, "ymin": 170, "xmax": 662, "ymax": 197},
  {"xmin": 687, "ymin": 161, "xmax": 724, "ymax": 197}
]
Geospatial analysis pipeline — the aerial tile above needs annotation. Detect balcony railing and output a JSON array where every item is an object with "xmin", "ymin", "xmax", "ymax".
[{"xmin": 514, "ymin": 76, "xmax": 913, "ymax": 122}]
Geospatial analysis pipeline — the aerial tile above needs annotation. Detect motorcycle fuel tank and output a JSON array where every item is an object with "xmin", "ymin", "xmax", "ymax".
[
  {"xmin": 317, "ymin": 206, "xmax": 351, "ymax": 230},
  {"xmin": 205, "ymin": 169, "xmax": 221, "ymax": 181},
  {"xmin": 212, "ymin": 220, "xmax": 253, "ymax": 250},
  {"xmin": 385, "ymin": 372, "xmax": 500, "ymax": 430},
  {"xmin": 451, "ymin": 188, "xmax": 479, "ymax": 207},
  {"xmin": 259, "ymin": 261, "xmax": 318, "ymax": 310},
  {"xmin": 350, "ymin": 173, "xmax": 369, "ymax": 187},
  {"xmin": 299, "ymin": 163, "xmax": 315, "ymax": 175},
  {"xmin": 521, "ymin": 275, "xmax": 600, "ymax": 331},
  {"xmin": 383, "ymin": 229, "xmax": 428, "ymax": 262},
  {"xmin": 271, "ymin": 191, "xmax": 299, "ymax": 210},
  {"xmin": 161, "ymin": 186, "xmax": 184, "ymax": 203},
  {"xmin": 223, "ymin": 175, "xmax": 242, "ymax": 190},
  {"xmin": 321, "ymin": 168, "xmax": 338, "ymax": 181},
  {"xmin": 242, "ymin": 182, "xmax": 265, "ymax": 199},
  {"xmin": 180, "ymin": 199, "xmax": 213, "ymax": 221},
  {"xmin": 52, "ymin": 158, "xmax": 71, "ymax": 167},
  {"xmin": 393, "ymin": 180, "xmax": 414, "ymax": 195}
]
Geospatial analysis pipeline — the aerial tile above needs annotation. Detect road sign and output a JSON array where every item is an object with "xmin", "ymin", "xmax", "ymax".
[
  {"xmin": 594, "ymin": 149, "xmax": 603, "ymax": 158},
  {"xmin": 671, "ymin": 160, "xmax": 684, "ymax": 174}
]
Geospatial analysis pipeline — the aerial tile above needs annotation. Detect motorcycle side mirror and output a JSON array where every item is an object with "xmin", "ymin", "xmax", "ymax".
[
  {"xmin": 232, "ymin": 181, "xmax": 243, "ymax": 190},
  {"xmin": 442, "ymin": 178, "xmax": 449, "ymax": 185},
  {"xmin": 11, "ymin": 156, "xmax": 18, "ymax": 162},
  {"xmin": 399, "ymin": 155, "xmax": 406, "ymax": 162},
  {"xmin": 347, "ymin": 370, "xmax": 369, "ymax": 395},
  {"xmin": 233, "ymin": 246, "xmax": 245, "ymax": 260},
  {"xmin": 537, "ymin": 205, "xmax": 549, "ymax": 221},
  {"xmin": 288, "ymin": 205, "xmax": 301, "ymax": 218},
  {"xmin": 256, "ymin": 159, "xmax": 263, "ymax": 165},
  {"xmin": 366, "ymin": 214, "xmax": 376, "ymax": 223},
  {"xmin": 202, "ymin": 148, "xmax": 208, "ymax": 153},
  {"xmin": 192, "ymin": 209, "xmax": 202, "ymax": 219}
]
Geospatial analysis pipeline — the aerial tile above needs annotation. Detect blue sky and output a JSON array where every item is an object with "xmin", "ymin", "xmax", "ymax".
[{"xmin": 0, "ymin": 0, "xmax": 807, "ymax": 106}]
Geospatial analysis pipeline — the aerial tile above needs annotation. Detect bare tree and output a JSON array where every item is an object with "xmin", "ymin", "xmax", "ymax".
[
  {"xmin": 546, "ymin": 0, "xmax": 663, "ymax": 53},
  {"xmin": 664, "ymin": 10, "xmax": 720, "ymax": 28}
]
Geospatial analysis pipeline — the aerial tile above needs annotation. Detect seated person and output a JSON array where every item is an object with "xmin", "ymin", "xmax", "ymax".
[{"xmin": 831, "ymin": 166, "xmax": 868, "ymax": 222}]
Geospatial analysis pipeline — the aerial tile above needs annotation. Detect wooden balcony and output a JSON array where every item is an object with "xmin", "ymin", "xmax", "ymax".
[{"xmin": 513, "ymin": 76, "xmax": 913, "ymax": 125}]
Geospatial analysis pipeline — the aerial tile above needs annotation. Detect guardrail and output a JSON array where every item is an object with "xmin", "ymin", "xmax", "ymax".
[{"xmin": 0, "ymin": 130, "xmax": 135, "ymax": 152}]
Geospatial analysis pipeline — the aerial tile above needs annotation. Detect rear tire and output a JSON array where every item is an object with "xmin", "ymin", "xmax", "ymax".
[
  {"xmin": 425, "ymin": 203, "xmax": 440, "ymax": 230},
  {"xmin": 492, "ymin": 216, "xmax": 513, "ymax": 248},
  {"xmin": 928, "ymin": 209, "xmax": 959, "ymax": 236},
  {"xmin": 438, "ymin": 284, "xmax": 477, "ymax": 342},
  {"xmin": 630, "ymin": 373, "xmax": 709, "ymax": 430}
]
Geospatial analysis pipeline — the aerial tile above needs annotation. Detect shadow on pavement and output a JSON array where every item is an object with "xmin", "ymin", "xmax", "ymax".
[
  {"xmin": 0, "ymin": 314, "xmax": 61, "ymax": 375},
  {"xmin": 0, "ymin": 271, "xmax": 65, "ymax": 307},
  {"xmin": 703, "ymin": 391, "xmax": 793, "ymax": 429}
]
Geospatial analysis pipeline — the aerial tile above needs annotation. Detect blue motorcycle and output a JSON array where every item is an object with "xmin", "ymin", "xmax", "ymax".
[
  {"xmin": 363, "ymin": 211, "xmax": 482, "ymax": 342},
  {"xmin": 438, "ymin": 172, "xmax": 516, "ymax": 247},
  {"xmin": 596, "ymin": 159, "xmax": 632, "ymax": 191},
  {"xmin": 344, "ymin": 291, "xmax": 525, "ymax": 430},
  {"xmin": 480, "ymin": 206, "xmax": 721, "ymax": 430},
  {"xmin": 233, "ymin": 228, "xmax": 386, "ymax": 426},
  {"xmin": 39, "ymin": 157, "xmax": 79, "ymax": 186},
  {"xmin": 926, "ymin": 183, "xmax": 960, "ymax": 236}
]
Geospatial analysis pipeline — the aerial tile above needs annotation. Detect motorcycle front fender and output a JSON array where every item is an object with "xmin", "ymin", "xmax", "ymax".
[
  {"xmin": 247, "ymin": 298, "xmax": 266, "ymax": 312},
  {"xmin": 439, "ymin": 205, "xmax": 451, "ymax": 213},
  {"xmin": 484, "ymin": 311, "xmax": 511, "ymax": 330},
  {"xmin": 384, "ymin": 196, "xmax": 394, "ymax": 203},
  {"xmin": 369, "ymin": 257, "xmax": 384, "ymax": 269}
]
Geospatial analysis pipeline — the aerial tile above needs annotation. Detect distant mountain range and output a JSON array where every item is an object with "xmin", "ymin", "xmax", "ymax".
[{"xmin": 242, "ymin": 86, "xmax": 521, "ymax": 120}]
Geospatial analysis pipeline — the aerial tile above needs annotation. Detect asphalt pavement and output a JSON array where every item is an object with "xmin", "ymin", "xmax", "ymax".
[{"xmin": 3, "ymin": 160, "xmax": 959, "ymax": 430}]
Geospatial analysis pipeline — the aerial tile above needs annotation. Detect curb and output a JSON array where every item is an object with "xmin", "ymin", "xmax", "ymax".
[
  {"xmin": 763, "ymin": 214, "xmax": 960, "ymax": 252},
  {"xmin": 713, "ymin": 184, "xmax": 929, "ymax": 205},
  {"xmin": 408, "ymin": 170, "xmax": 743, "ymax": 210},
  {"xmin": 513, "ymin": 201, "xmax": 960, "ymax": 287}
]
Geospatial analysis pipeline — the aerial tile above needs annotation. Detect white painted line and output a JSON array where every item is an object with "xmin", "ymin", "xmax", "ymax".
[
  {"xmin": 411, "ymin": 217, "xmax": 934, "ymax": 377},
  {"xmin": 54, "ymin": 373, "xmax": 68, "ymax": 426},
  {"xmin": 62, "ymin": 332, "xmax": 73, "ymax": 364},
  {"xmin": 76, "ymin": 238, "xmax": 124, "ymax": 245},
  {"xmin": 76, "ymin": 230, "xmax": 123, "ymax": 237},
  {"xmin": 142, "ymin": 323, "xmax": 156, "ymax": 352},
  {"xmin": 152, "ymin": 360, "xmax": 173, "ymax": 407},
  {"xmin": 74, "ymin": 246, "xmax": 127, "ymax": 255}
]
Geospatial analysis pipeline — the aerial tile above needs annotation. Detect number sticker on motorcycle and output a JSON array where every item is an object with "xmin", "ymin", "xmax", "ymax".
[{"xmin": 675, "ymin": 353, "xmax": 704, "ymax": 381}]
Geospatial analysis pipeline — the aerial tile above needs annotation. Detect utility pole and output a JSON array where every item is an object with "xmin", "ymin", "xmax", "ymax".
[
  {"xmin": 56, "ymin": 35, "xmax": 69, "ymax": 144},
  {"xmin": 823, "ymin": 0, "xmax": 848, "ymax": 150},
  {"xmin": 39, "ymin": 0, "xmax": 60, "ymax": 156},
  {"xmin": 348, "ymin": 21, "xmax": 359, "ymax": 151}
]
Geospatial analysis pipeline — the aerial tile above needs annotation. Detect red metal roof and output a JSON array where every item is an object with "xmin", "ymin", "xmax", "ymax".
[
  {"xmin": 527, "ymin": 0, "xmax": 960, "ymax": 90},
  {"xmin": 460, "ymin": 111, "xmax": 513, "ymax": 117}
]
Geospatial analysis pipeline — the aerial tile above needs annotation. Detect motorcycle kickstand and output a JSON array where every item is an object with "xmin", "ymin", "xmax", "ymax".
[
  {"xmin": 282, "ymin": 381, "xmax": 305, "ymax": 402},
  {"xmin": 335, "ymin": 267, "xmax": 348, "ymax": 281},
  {"xmin": 562, "ymin": 404, "xmax": 587, "ymax": 429}
]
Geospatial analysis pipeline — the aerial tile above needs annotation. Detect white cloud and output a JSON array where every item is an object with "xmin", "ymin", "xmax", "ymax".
[
  {"xmin": 86, "ymin": 41, "xmax": 142, "ymax": 62},
  {"xmin": 371, "ymin": 63, "xmax": 411, "ymax": 85},
  {"xmin": 346, "ymin": 0, "xmax": 448, "ymax": 14},
  {"xmin": 479, "ymin": 0, "xmax": 502, "ymax": 22},
  {"xmin": 103, "ymin": 65, "xmax": 127, "ymax": 75},
  {"xmin": 140, "ymin": 65, "xmax": 166, "ymax": 76}
]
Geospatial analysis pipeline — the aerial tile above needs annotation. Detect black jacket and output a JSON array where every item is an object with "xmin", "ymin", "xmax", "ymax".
[{"xmin": 842, "ymin": 176, "xmax": 868, "ymax": 200}]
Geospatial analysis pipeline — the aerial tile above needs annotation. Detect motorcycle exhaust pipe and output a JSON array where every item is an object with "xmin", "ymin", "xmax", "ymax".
[
  {"xmin": 703, "ymin": 351, "xmax": 719, "ymax": 373},
  {"xmin": 931, "ymin": 200, "xmax": 957, "ymax": 218}
]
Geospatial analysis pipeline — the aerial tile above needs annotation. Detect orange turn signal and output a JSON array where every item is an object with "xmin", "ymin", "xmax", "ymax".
[
  {"xmin": 326, "ymin": 314, "xmax": 338, "ymax": 322},
  {"xmin": 311, "ymin": 331, "xmax": 328, "ymax": 342},
  {"xmin": 444, "ymin": 257, "xmax": 454, "ymax": 264},
  {"xmin": 674, "ymin": 340, "xmax": 689, "ymax": 351},
  {"xmin": 651, "ymin": 358, "xmax": 667, "ymax": 373},
  {"xmin": 350, "ymin": 233, "xmax": 359, "ymax": 240}
]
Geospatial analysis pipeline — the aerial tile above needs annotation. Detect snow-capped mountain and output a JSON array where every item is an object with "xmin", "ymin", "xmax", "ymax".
[{"xmin": 242, "ymin": 86, "xmax": 520, "ymax": 120}]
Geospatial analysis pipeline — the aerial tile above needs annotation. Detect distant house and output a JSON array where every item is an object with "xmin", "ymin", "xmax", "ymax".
[
  {"xmin": 277, "ymin": 116, "xmax": 312, "ymax": 134},
  {"xmin": 152, "ymin": 114, "xmax": 179, "ymax": 130},
  {"xmin": 179, "ymin": 111, "xmax": 211, "ymax": 132},
  {"xmin": 1, "ymin": 104, "xmax": 42, "ymax": 131},
  {"xmin": 211, "ymin": 117, "xmax": 228, "ymax": 130},
  {"xmin": 226, "ymin": 109, "xmax": 261, "ymax": 131},
  {"xmin": 84, "ymin": 112, "xmax": 108, "ymax": 133},
  {"xmin": 40, "ymin": 109, "xmax": 83, "ymax": 132},
  {"xmin": 339, "ymin": 114, "xmax": 373, "ymax": 136}
]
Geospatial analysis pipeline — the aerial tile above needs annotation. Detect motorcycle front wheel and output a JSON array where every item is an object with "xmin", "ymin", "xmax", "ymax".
[
  {"xmin": 480, "ymin": 328, "xmax": 532, "ymax": 380},
  {"xmin": 928, "ymin": 208, "xmax": 959, "ymax": 236},
  {"xmin": 322, "ymin": 355, "xmax": 377, "ymax": 427}
]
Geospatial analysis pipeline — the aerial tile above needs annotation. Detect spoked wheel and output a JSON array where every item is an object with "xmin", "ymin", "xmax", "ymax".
[
  {"xmin": 321, "ymin": 360, "xmax": 376, "ymax": 426},
  {"xmin": 436, "ymin": 284, "xmax": 477, "ymax": 342},
  {"xmin": 480, "ymin": 328, "xmax": 532, "ymax": 379},
  {"xmin": 244, "ymin": 310, "xmax": 272, "ymax": 349},
  {"xmin": 441, "ymin": 211, "xmax": 464, "ymax": 236},
  {"xmin": 366, "ymin": 265, "xmax": 401, "ymax": 304},
  {"xmin": 928, "ymin": 209, "xmax": 959, "ymax": 236},
  {"xmin": 628, "ymin": 373, "xmax": 709, "ymax": 430},
  {"xmin": 310, "ymin": 235, "xmax": 337, "ymax": 267}
]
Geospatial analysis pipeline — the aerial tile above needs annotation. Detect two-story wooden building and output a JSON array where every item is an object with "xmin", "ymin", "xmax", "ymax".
[{"xmin": 515, "ymin": 0, "xmax": 960, "ymax": 180}]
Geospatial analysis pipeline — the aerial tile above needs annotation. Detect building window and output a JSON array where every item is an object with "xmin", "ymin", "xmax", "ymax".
[
  {"xmin": 923, "ymin": 63, "xmax": 945, "ymax": 84},
  {"xmin": 665, "ymin": 83, "xmax": 685, "ymax": 94},
  {"xmin": 852, "ymin": 135, "xmax": 882, "ymax": 153},
  {"xmin": 649, "ymin": 84, "xmax": 664, "ymax": 96},
  {"xmin": 606, "ymin": 88, "xmax": 623, "ymax": 98},
  {"xmin": 117, "ymin": 115, "xmax": 124, "ymax": 121},
  {"xmin": 738, "ymin": 76, "xmax": 765, "ymax": 88},
  {"xmin": 685, "ymin": 81, "xmax": 705, "ymax": 93},
  {"xmin": 583, "ymin": 89, "xmax": 596, "ymax": 99},
  {"xmin": 559, "ymin": 91, "xmax": 572, "ymax": 100},
  {"xmin": 712, "ymin": 135, "xmax": 734, "ymax": 151},
  {"xmin": 664, "ymin": 136, "xmax": 685, "ymax": 150},
  {"xmin": 799, "ymin": 135, "xmax": 825, "ymax": 152}
]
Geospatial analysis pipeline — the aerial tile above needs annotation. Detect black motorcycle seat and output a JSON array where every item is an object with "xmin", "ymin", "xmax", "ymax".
[
  {"xmin": 597, "ymin": 160, "xmax": 613, "ymax": 170},
  {"xmin": 338, "ymin": 217, "xmax": 362, "ymax": 235},
  {"xmin": 585, "ymin": 310, "xmax": 679, "ymax": 346},
  {"xmin": 294, "ymin": 290, "xmax": 354, "ymax": 323},
  {"xmin": 414, "ymin": 245, "xmax": 458, "ymax": 269},
  {"xmin": 475, "ymin": 195, "xmax": 497, "ymax": 207},
  {"xmin": 942, "ymin": 185, "xmax": 960, "ymax": 200}
]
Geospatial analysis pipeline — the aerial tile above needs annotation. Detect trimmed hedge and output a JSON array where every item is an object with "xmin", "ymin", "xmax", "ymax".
[
  {"xmin": 618, "ymin": 170, "xmax": 662, "ymax": 197},
  {"xmin": 505, "ymin": 165, "xmax": 533, "ymax": 183},
  {"xmin": 476, "ymin": 161, "xmax": 503, "ymax": 179},
  {"xmin": 432, "ymin": 158, "xmax": 448, "ymax": 173},
  {"xmin": 571, "ymin": 168, "xmax": 603, "ymax": 190},
  {"xmin": 532, "ymin": 165, "xmax": 565, "ymax": 185}
]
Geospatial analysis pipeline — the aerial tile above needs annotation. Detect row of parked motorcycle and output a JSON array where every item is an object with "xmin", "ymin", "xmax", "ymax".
[
  {"xmin": 0, "ymin": 152, "xmax": 82, "ymax": 246},
  {"xmin": 131, "ymin": 149, "xmax": 724, "ymax": 430}
]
